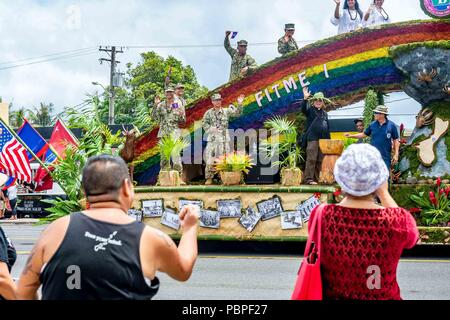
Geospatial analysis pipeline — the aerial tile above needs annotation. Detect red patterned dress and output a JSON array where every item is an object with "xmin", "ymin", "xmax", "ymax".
[{"xmin": 309, "ymin": 204, "xmax": 419, "ymax": 300}]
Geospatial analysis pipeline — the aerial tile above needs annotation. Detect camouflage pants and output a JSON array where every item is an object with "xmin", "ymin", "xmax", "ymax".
[
  {"xmin": 204, "ymin": 141, "xmax": 230, "ymax": 179},
  {"xmin": 160, "ymin": 153, "xmax": 183, "ymax": 174}
]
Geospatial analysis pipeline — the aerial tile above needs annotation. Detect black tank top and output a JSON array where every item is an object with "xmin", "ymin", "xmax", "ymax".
[{"xmin": 40, "ymin": 212, "xmax": 159, "ymax": 300}]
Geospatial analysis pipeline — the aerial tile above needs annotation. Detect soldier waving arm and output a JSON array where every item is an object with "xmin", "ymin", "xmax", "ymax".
[{"xmin": 224, "ymin": 31, "xmax": 237, "ymax": 58}]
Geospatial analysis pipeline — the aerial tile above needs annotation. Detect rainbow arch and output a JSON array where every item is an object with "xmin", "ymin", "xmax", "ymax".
[{"xmin": 134, "ymin": 20, "xmax": 450, "ymax": 186}]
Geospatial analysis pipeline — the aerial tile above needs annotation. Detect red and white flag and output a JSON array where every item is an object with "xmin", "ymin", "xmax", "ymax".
[
  {"xmin": 35, "ymin": 119, "xmax": 78, "ymax": 192},
  {"xmin": 0, "ymin": 120, "xmax": 32, "ymax": 183}
]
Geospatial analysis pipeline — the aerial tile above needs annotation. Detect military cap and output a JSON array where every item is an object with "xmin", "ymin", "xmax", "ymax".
[
  {"xmin": 285, "ymin": 23, "xmax": 295, "ymax": 30},
  {"xmin": 165, "ymin": 86, "xmax": 175, "ymax": 93},
  {"xmin": 237, "ymin": 40, "xmax": 248, "ymax": 46},
  {"xmin": 175, "ymin": 83, "xmax": 185, "ymax": 89},
  {"xmin": 211, "ymin": 93, "xmax": 222, "ymax": 101}
]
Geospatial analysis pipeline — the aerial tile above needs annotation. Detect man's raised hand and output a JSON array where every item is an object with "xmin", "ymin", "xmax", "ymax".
[{"xmin": 302, "ymin": 87, "xmax": 312, "ymax": 100}]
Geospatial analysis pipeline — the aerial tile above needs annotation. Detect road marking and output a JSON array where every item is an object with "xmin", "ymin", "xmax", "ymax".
[{"xmin": 15, "ymin": 251, "xmax": 450, "ymax": 264}]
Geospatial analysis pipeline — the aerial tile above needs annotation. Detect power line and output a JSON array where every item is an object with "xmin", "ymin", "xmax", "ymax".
[
  {"xmin": 124, "ymin": 40, "xmax": 317, "ymax": 50},
  {"xmin": 0, "ymin": 47, "xmax": 97, "ymax": 66},
  {"xmin": 0, "ymin": 49, "xmax": 98, "ymax": 71}
]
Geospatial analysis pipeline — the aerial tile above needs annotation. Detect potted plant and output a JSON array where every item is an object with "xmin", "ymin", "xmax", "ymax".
[
  {"xmin": 261, "ymin": 116, "xmax": 303, "ymax": 186},
  {"xmin": 158, "ymin": 133, "xmax": 190, "ymax": 187},
  {"xmin": 214, "ymin": 152, "xmax": 254, "ymax": 186}
]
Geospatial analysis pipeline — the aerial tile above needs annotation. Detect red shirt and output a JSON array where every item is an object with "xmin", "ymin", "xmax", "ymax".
[{"xmin": 309, "ymin": 204, "xmax": 419, "ymax": 300}]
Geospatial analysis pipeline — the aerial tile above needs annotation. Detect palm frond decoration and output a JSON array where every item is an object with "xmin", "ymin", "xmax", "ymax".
[
  {"xmin": 261, "ymin": 116, "xmax": 303, "ymax": 170},
  {"xmin": 158, "ymin": 134, "xmax": 190, "ymax": 170}
]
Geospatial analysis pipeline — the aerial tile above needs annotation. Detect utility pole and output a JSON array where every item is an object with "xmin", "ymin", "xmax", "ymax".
[{"xmin": 99, "ymin": 46, "xmax": 124, "ymax": 125}]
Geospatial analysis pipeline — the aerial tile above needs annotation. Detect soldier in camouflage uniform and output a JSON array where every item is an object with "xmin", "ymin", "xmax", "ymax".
[
  {"xmin": 152, "ymin": 87, "xmax": 186, "ymax": 175},
  {"xmin": 224, "ymin": 31, "xmax": 258, "ymax": 82},
  {"xmin": 202, "ymin": 93, "xmax": 245, "ymax": 185},
  {"xmin": 175, "ymin": 83, "xmax": 187, "ymax": 108},
  {"xmin": 278, "ymin": 23, "xmax": 299, "ymax": 56}
]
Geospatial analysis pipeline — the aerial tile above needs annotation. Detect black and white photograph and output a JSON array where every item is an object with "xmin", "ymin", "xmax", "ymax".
[
  {"xmin": 141, "ymin": 199, "xmax": 164, "ymax": 218},
  {"xmin": 161, "ymin": 208, "xmax": 181, "ymax": 231},
  {"xmin": 281, "ymin": 211, "xmax": 303, "ymax": 230},
  {"xmin": 296, "ymin": 196, "xmax": 322, "ymax": 223},
  {"xmin": 256, "ymin": 197, "xmax": 284, "ymax": 221},
  {"xmin": 128, "ymin": 209, "xmax": 143, "ymax": 222},
  {"xmin": 217, "ymin": 199, "xmax": 242, "ymax": 218},
  {"xmin": 239, "ymin": 207, "xmax": 262, "ymax": 233},
  {"xmin": 179, "ymin": 199, "xmax": 204, "ymax": 213},
  {"xmin": 200, "ymin": 209, "xmax": 221, "ymax": 229}
]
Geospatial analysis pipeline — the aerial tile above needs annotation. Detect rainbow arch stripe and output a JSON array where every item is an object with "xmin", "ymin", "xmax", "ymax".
[{"xmin": 134, "ymin": 20, "xmax": 450, "ymax": 186}]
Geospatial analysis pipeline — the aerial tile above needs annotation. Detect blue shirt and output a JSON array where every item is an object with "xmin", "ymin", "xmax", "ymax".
[{"xmin": 364, "ymin": 120, "xmax": 399, "ymax": 167}]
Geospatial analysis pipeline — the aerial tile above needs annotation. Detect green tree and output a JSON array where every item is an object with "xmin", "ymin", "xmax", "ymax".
[
  {"xmin": 95, "ymin": 52, "xmax": 208, "ymax": 130},
  {"xmin": 9, "ymin": 106, "xmax": 35, "ymax": 128},
  {"xmin": 127, "ymin": 52, "xmax": 208, "ymax": 105},
  {"xmin": 31, "ymin": 102, "xmax": 55, "ymax": 127}
]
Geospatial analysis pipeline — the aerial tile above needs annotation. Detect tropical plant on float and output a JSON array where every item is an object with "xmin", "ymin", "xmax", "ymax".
[
  {"xmin": 410, "ymin": 178, "xmax": 450, "ymax": 227},
  {"xmin": 41, "ymin": 95, "xmax": 125, "ymax": 223},
  {"xmin": 261, "ymin": 116, "xmax": 303, "ymax": 169},
  {"xmin": 158, "ymin": 133, "xmax": 191, "ymax": 171},
  {"xmin": 261, "ymin": 116, "xmax": 303, "ymax": 186},
  {"xmin": 157, "ymin": 133, "xmax": 190, "ymax": 186},
  {"xmin": 213, "ymin": 152, "xmax": 255, "ymax": 186},
  {"xmin": 213, "ymin": 152, "xmax": 254, "ymax": 175}
]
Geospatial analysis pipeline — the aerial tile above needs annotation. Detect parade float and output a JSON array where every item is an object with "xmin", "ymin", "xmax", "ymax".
[{"xmin": 128, "ymin": 3, "xmax": 450, "ymax": 243}]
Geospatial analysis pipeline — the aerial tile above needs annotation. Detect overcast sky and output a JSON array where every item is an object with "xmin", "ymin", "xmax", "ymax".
[{"xmin": 0, "ymin": 0, "xmax": 430, "ymax": 128}]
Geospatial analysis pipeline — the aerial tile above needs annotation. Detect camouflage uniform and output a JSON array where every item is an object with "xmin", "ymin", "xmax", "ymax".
[
  {"xmin": 278, "ymin": 36, "xmax": 299, "ymax": 56},
  {"xmin": 224, "ymin": 37, "xmax": 258, "ymax": 82},
  {"xmin": 202, "ymin": 101, "xmax": 243, "ymax": 179},
  {"xmin": 175, "ymin": 96, "xmax": 187, "ymax": 108},
  {"xmin": 152, "ymin": 99, "xmax": 186, "ymax": 173}
]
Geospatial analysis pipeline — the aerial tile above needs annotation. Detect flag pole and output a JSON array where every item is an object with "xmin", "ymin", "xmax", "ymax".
[{"xmin": 0, "ymin": 117, "xmax": 51, "ymax": 174}]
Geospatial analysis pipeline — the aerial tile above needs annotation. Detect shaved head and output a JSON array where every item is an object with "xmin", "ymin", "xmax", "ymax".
[{"xmin": 82, "ymin": 155, "xmax": 130, "ymax": 198}]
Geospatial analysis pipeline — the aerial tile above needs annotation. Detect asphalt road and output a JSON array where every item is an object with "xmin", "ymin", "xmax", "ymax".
[{"xmin": 3, "ymin": 224, "xmax": 450, "ymax": 300}]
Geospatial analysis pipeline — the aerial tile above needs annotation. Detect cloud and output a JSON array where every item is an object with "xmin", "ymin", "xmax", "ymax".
[{"xmin": 0, "ymin": 0, "xmax": 429, "ymax": 128}]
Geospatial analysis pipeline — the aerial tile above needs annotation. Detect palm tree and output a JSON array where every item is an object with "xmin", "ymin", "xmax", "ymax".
[
  {"xmin": 32, "ymin": 102, "xmax": 55, "ymax": 127},
  {"xmin": 9, "ymin": 107, "xmax": 35, "ymax": 128}
]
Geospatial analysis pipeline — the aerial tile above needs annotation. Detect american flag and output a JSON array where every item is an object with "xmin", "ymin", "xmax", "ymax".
[{"xmin": 0, "ymin": 121, "xmax": 32, "ymax": 183}]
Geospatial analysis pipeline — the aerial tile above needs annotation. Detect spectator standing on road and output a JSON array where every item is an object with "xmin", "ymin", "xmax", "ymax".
[
  {"xmin": 16, "ymin": 155, "xmax": 199, "ymax": 300},
  {"xmin": 6, "ymin": 184, "xmax": 18, "ymax": 221},
  {"xmin": 0, "ymin": 226, "xmax": 17, "ymax": 300},
  {"xmin": 309, "ymin": 144, "xmax": 419, "ymax": 300}
]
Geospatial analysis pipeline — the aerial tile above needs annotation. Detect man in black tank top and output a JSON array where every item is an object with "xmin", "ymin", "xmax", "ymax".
[{"xmin": 15, "ymin": 155, "xmax": 199, "ymax": 300}]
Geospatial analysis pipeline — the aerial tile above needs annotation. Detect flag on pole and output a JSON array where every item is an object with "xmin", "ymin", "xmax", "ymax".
[
  {"xmin": 34, "ymin": 119, "xmax": 78, "ymax": 192},
  {"xmin": 0, "ymin": 120, "xmax": 32, "ymax": 183},
  {"xmin": 17, "ymin": 119, "xmax": 57, "ymax": 164},
  {"xmin": 47, "ymin": 119, "xmax": 78, "ymax": 158}
]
